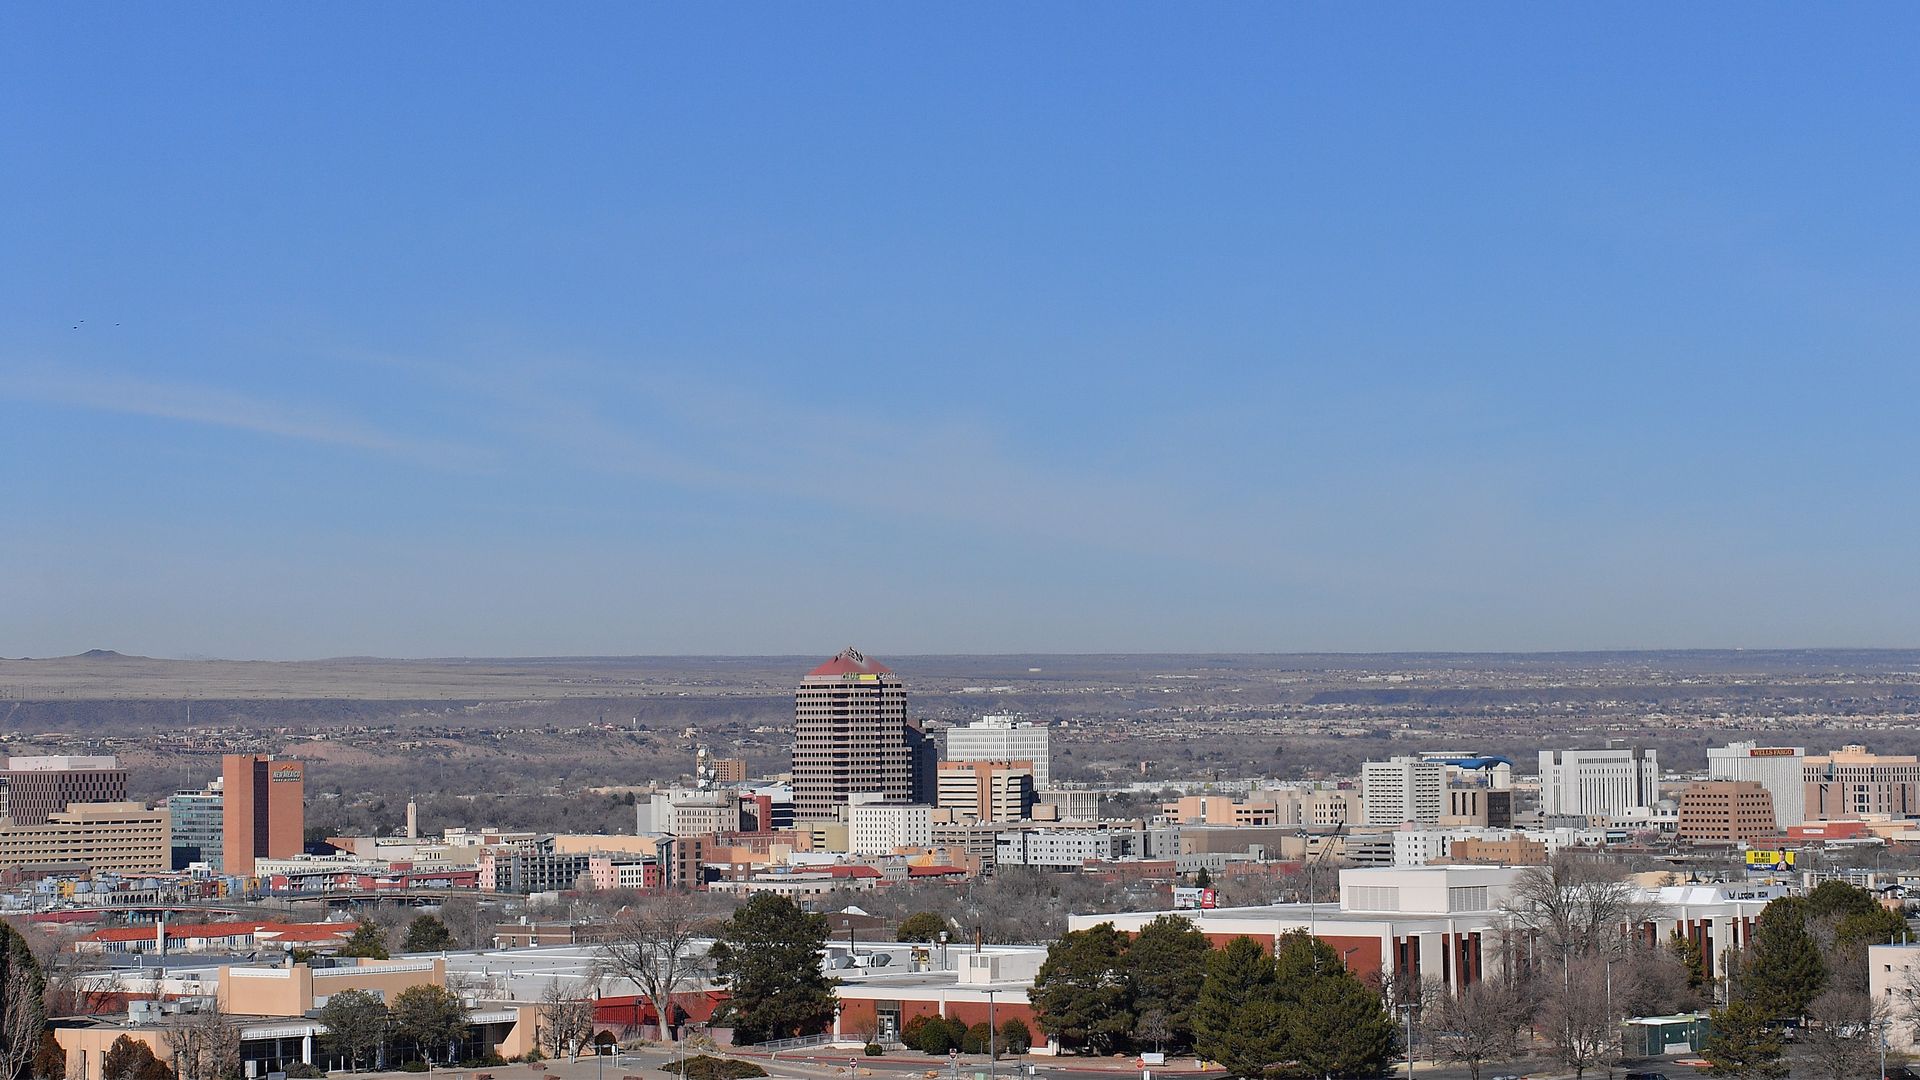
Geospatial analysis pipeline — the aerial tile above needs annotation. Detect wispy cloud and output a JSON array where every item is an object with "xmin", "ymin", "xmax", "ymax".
[
  {"xmin": 2, "ymin": 366, "xmax": 489, "ymax": 469},
  {"xmin": 358, "ymin": 348, "xmax": 1362, "ymax": 586}
]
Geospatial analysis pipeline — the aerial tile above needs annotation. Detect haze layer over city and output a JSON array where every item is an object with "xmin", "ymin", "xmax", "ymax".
[{"xmin": 4, "ymin": 8, "xmax": 1919, "ymax": 1080}]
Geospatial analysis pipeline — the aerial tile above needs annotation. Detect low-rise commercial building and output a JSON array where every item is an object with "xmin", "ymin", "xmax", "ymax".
[{"xmin": 1076, "ymin": 866, "xmax": 1780, "ymax": 993}]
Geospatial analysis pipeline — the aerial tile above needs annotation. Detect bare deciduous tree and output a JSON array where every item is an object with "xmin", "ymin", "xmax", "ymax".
[
  {"xmin": 1537, "ymin": 953, "xmax": 1620, "ymax": 1080},
  {"xmin": 1612, "ymin": 941, "xmax": 1700, "ymax": 1017},
  {"xmin": 1502, "ymin": 856, "xmax": 1661, "ymax": 1079},
  {"xmin": 538, "ymin": 980, "xmax": 599, "ymax": 1059},
  {"xmin": 598, "ymin": 893, "xmax": 716, "ymax": 1043},
  {"xmin": 435, "ymin": 896, "xmax": 498, "ymax": 951},
  {"xmin": 1799, "ymin": 987, "xmax": 1886, "ymax": 1080},
  {"xmin": 164, "ymin": 1009, "xmax": 241, "ymax": 1080},
  {"xmin": 1424, "ymin": 979, "xmax": 1530, "ymax": 1080},
  {"xmin": 1503, "ymin": 855, "xmax": 1658, "ymax": 956},
  {"xmin": 0, "ymin": 972, "xmax": 42, "ymax": 1080}
]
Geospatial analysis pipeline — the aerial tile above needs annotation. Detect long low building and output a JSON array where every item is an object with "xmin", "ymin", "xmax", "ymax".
[
  {"xmin": 0, "ymin": 802, "xmax": 171, "ymax": 874},
  {"xmin": 1072, "ymin": 865, "xmax": 1780, "ymax": 991}
]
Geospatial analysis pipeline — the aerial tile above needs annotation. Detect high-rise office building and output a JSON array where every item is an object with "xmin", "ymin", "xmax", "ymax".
[
  {"xmin": 1707, "ymin": 742, "xmax": 1805, "ymax": 829},
  {"xmin": 0, "ymin": 756, "xmax": 129, "ymax": 826},
  {"xmin": 1538, "ymin": 747, "xmax": 1660, "ymax": 817},
  {"xmin": 221, "ymin": 754, "xmax": 304, "ymax": 876},
  {"xmin": 792, "ymin": 648, "xmax": 911, "ymax": 820},
  {"xmin": 905, "ymin": 720, "xmax": 940, "ymax": 806},
  {"xmin": 168, "ymin": 780, "xmax": 225, "ymax": 870},
  {"xmin": 946, "ymin": 715, "xmax": 1051, "ymax": 788},
  {"xmin": 1361, "ymin": 757, "xmax": 1446, "ymax": 825}
]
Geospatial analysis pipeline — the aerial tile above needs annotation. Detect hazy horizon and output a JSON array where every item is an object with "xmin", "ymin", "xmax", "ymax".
[
  {"xmin": 11, "ymin": 644, "xmax": 1920, "ymax": 665},
  {"xmin": 6, "ymin": 8, "xmax": 1918, "ymax": 659}
]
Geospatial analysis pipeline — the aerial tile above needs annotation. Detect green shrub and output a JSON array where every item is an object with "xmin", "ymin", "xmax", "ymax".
[
  {"xmin": 283, "ymin": 1066, "xmax": 326, "ymax": 1079},
  {"xmin": 998, "ymin": 1019, "xmax": 1032, "ymax": 1055},
  {"xmin": 910, "ymin": 1017, "xmax": 965, "ymax": 1055},
  {"xmin": 659, "ymin": 1056, "xmax": 768, "ymax": 1080},
  {"xmin": 400, "ymin": 1062, "xmax": 430, "ymax": 1073},
  {"xmin": 525, "ymin": 1049, "xmax": 546, "ymax": 1063},
  {"xmin": 863, "ymin": 1044, "xmax": 883, "ymax": 1057},
  {"xmin": 961, "ymin": 1023, "xmax": 992, "ymax": 1055}
]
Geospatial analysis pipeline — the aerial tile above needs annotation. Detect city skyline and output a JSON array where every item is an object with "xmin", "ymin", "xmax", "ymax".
[{"xmin": 7, "ymin": 8, "xmax": 1920, "ymax": 659}]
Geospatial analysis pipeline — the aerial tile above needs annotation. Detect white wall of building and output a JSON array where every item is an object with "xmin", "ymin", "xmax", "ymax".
[
  {"xmin": 1707, "ymin": 742, "xmax": 1807, "ymax": 829},
  {"xmin": 1362, "ymin": 758, "xmax": 1446, "ymax": 825},
  {"xmin": 946, "ymin": 716, "xmax": 1051, "ymax": 788},
  {"xmin": 848, "ymin": 801, "xmax": 931, "ymax": 855},
  {"xmin": 1539, "ymin": 747, "xmax": 1660, "ymax": 816}
]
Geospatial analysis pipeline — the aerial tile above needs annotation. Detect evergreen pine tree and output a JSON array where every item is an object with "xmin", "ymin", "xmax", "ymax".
[
  {"xmin": 1031, "ymin": 923, "xmax": 1135, "ymax": 1054},
  {"xmin": 1741, "ymin": 899, "xmax": 1826, "ymax": 1019},
  {"xmin": 1669, "ymin": 929, "xmax": 1709, "ymax": 999},
  {"xmin": 1126, "ymin": 915, "xmax": 1209, "ymax": 1051},
  {"xmin": 1271, "ymin": 932, "xmax": 1398, "ymax": 1079},
  {"xmin": 707, "ymin": 894, "xmax": 839, "ymax": 1045},
  {"xmin": 338, "ymin": 920, "xmax": 391, "ymax": 959},
  {"xmin": 1703, "ymin": 998, "xmax": 1787, "ymax": 1079},
  {"xmin": 1193, "ymin": 936, "xmax": 1281, "ymax": 1075}
]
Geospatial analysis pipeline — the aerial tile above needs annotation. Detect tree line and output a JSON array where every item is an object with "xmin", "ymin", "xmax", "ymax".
[{"xmin": 1030, "ymin": 916, "xmax": 1399, "ymax": 1078}]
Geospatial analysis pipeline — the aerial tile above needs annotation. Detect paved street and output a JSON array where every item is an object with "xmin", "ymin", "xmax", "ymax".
[{"xmin": 342, "ymin": 1045, "xmax": 1717, "ymax": 1080}]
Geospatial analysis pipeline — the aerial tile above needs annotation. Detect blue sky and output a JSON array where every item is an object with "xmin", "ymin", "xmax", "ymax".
[{"xmin": 3, "ymin": 7, "xmax": 1918, "ymax": 658}]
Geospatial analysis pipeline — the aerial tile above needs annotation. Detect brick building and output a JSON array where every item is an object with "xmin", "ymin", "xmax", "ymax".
[{"xmin": 1676, "ymin": 780, "xmax": 1777, "ymax": 843}]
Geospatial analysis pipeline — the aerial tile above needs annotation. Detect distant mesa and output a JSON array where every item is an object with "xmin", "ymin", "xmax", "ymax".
[{"xmin": 70, "ymin": 649, "xmax": 138, "ymax": 661}]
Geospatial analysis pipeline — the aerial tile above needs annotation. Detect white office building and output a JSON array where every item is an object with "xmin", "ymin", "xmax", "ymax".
[
  {"xmin": 946, "ymin": 716, "xmax": 1051, "ymax": 788},
  {"xmin": 1362, "ymin": 757, "xmax": 1447, "ymax": 825},
  {"xmin": 1539, "ymin": 747, "xmax": 1660, "ymax": 817},
  {"xmin": 847, "ymin": 796, "xmax": 932, "ymax": 855},
  {"xmin": 1706, "ymin": 742, "xmax": 1806, "ymax": 830}
]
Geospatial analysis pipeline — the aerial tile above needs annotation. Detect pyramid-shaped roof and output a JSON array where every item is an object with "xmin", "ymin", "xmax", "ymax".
[{"xmin": 808, "ymin": 647, "xmax": 893, "ymax": 677}]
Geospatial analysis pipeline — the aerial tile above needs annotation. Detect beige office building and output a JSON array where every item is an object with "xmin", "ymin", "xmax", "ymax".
[
  {"xmin": 0, "ymin": 802, "xmax": 171, "ymax": 873},
  {"xmin": 1805, "ymin": 745, "xmax": 1920, "ymax": 819},
  {"xmin": 793, "ymin": 648, "xmax": 912, "ymax": 820},
  {"xmin": 936, "ymin": 759, "xmax": 1036, "ymax": 822}
]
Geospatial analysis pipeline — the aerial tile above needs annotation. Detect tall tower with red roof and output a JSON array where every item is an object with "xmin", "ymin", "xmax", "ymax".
[{"xmin": 793, "ymin": 647, "xmax": 913, "ymax": 820}]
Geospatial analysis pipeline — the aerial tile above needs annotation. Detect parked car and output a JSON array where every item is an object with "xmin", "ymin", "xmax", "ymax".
[{"xmin": 1624, "ymin": 1073, "xmax": 1671, "ymax": 1080}]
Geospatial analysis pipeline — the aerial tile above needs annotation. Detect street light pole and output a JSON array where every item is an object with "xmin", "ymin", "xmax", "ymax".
[
  {"xmin": 1401, "ymin": 1002, "xmax": 1415, "ymax": 1077},
  {"xmin": 985, "ymin": 989, "xmax": 999, "ymax": 1080}
]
